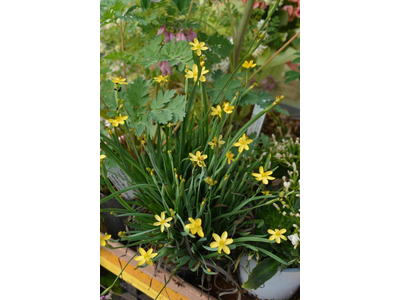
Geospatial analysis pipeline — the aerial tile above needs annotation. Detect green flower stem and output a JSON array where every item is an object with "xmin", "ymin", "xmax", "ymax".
[
  {"xmin": 100, "ymin": 184, "xmax": 153, "ymax": 204},
  {"xmin": 179, "ymin": 74, "xmax": 200, "ymax": 164},
  {"xmin": 234, "ymin": 0, "xmax": 255, "ymax": 67},
  {"xmin": 216, "ymin": 97, "xmax": 283, "ymax": 170},
  {"xmin": 102, "ymin": 174, "xmax": 135, "ymax": 213},
  {"xmin": 114, "ymin": 128, "xmax": 128, "ymax": 170},
  {"xmin": 224, "ymin": 0, "xmax": 236, "ymax": 71}
]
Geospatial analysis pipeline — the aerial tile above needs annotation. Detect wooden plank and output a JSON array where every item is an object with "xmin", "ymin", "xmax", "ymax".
[{"xmin": 100, "ymin": 233, "xmax": 215, "ymax": 300}]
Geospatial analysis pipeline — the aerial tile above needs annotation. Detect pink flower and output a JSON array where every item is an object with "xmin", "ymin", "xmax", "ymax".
[
  {"xmin": 186, "ymin": 28, "xmax": 197, "ymax": 42},
  {"xmin": 286, "ymin": 61, "xmax": 299, "ymax": 72},
  {"xmin": 294, "ymin": 0, "xmax": 300, "ymax": 18},
  {"xmin": 282, "ymin": 5, "xmax": 295, "ymax": 21},
  {"xmin": 164, "ymin": 31, "xmax": 175, "ymax": 43},
  {"xmin": 176, "ymin": 32, "xmax": 187, "ymax": 42},
  {"xmin": 156, "ymin": 25, "xmax": 166, "ymax": 36},
  {"xmin": 294, "ymin": 7, "xmax": 300, "ymax": 18},
  {"xmin": 159, "ymin": 61, "xmax": 172, "ymax": 76},
  {"xmin": 242, "ymin": 0, "xmax": 266, "ymax": 9}
]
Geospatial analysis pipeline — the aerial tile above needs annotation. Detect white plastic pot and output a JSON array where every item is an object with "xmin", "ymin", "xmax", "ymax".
[{"xmin": 239, "ymin": 255, "xmax": 300, "ymax": 300}]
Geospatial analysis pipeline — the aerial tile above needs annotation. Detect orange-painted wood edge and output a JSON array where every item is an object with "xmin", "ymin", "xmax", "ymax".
[{"xmin": 100, "ymin": 233, "xmax": 215, "ymax": 300}]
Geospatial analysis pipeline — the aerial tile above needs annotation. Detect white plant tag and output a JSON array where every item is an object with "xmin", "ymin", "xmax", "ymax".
[
  {"xmin": 246, "ymin": 101, "xmax": 267, "ymax": 139},
  {"xmin": 107, "ymin": 166, "xmax": 136, "ymax": 200}
]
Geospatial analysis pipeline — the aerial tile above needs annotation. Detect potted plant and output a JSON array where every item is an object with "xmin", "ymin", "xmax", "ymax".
[
  {"xmin": 99, "ymin": 1, "xmax": 300, "ymax": 298},
  {"xmin": 239, "ymin": 135, "xmax": 300, "ymax": 300}
]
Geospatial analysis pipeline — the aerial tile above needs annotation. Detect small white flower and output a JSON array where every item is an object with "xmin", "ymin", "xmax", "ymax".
[
  {"xmin": 275, "ymin": 153, "xmax": 282, "ymax": 159},
  {"xmin": 296, "ymin": 213, "xmax": 300, "ymax": 218},
  {"xmin": 282, "ymin": 211, "xmax": 286, "ymax": 216},
  {"xmin": 293, "ymin": 224, "xmax": 298, "ymax": 228},
  {"xmin": 211, "ymin": 57, "xmax": 230, "ymax": 74},
  {"xmin": 257, "ymin": 19, "xmax": 265, "ymax": 31},
  {"xmin": 292, "ymin": 162, "xmax": 297, "ymax": 171},
  {"xmin": 283, "ymin": 181, "xmax": 291, "ymax": 191},
  {"xmin": 290, "ymin": 212, "xmax": 294, "ymax": 216},
  {"xmin": 273, "ymin": 203, "xmax": 280, "ymax": 210},
  {"xmin": 288, "ymin": 233, "xmax": 300, "ymax": 246},
  {"xmin": 104, "ymin": 120, "xmax": 111, "ymax": 128},
  {"xmin": 252, "ymin": 44, "xmax": 268, "ymax": 58}
]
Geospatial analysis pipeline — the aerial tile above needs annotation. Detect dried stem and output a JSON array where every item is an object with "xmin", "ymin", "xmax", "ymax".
[
  {"xmin": 185, "ymin": 0, "xmax": 195, "ymax": 23},
  {"xmin": 249, "ymin": 30, "xmax": 300, "ymax": 81}
]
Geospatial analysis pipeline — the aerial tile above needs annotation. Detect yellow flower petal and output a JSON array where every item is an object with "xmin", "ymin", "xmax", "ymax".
[
  {"xmin": 139, "ymin": 248, "xmax": 146, "ymax": 256},
  {"xmin": 221, "ymin": 231, "xmax": 228, "ymax": 241},
  {"xmin": 223, "ymin": 245, "xmax": 230, "ymax": 255},
  {"xmin": 225, "ymin": 238, "xmax": 233, "ymax": 245},
  {"xmin": 212, "ymin": 233, "xmax": 220, "ymax": 242},
  {"xmin": 197, "ymin": 227, "xmax": 204, "ymax": 238},
  {"xmin": 210, "ymin": 241, "xmax": 219, "ymax": 248}
]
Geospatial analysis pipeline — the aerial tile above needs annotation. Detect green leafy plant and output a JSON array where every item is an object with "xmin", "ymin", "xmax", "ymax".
[
  {"xmin": 100, "ymin": 0, "xmax": 300, "ymax": 298},
  {"xmin": 285, "ymin": 51, "xmax": 300, "ymax": 83},
  {"xmin": 240, "ymin": 135, "xmax": 300, "ymax": 289}
]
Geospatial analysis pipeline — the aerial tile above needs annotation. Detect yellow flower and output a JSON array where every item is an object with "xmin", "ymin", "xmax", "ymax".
[
  {"xmin": 226, "ymin": 151, "xmax": 235, "ymax": 165},
  {"xmin": 233, "ymin": 133, "xmax": 253, "ymax": 153},
  {"xmin": 134, "ymin": 247, "xmax": 158, "ymax": 266},
  {"xmin": 153, "ymin": 75, "xmax": 169, "ymax": 83},
  {"xmin": 252, "ymin": 166, "xmax": 275, "ymax": 185},
  {"xmin": 100, "ymin": 233, "xmax": 111, "ymax": 247},
  {"xmin": 189, "ymin": 38, "xmax": 208, "ymax": 56},
  {"xmin": 242, "ymin": 60, "xmax": 257, "ymax": 69},
  {"xmin": 223, "ymin": 102, "xmax": 234, "ymax": 114},
  {"xmin": 111, "ymin": 76, "xmax": 128, "ymax": 85},
  {"xmin": 189, "ymin": 151, "xmax": 208, "ymax": 167},
  {"xmin": 118, "ymin": 231, "xmax": 126, "ymax": 238},
  {"xmin": 100, "ymin": 154, "xmax": 106, "ymax": 163},
  {"xmin": 153, "ymin": 212, "xmax": 172, "ymax": 233},
  {"xmin": 211, "ymin": 105, "xmax": 222, "ymax": 118},
  {"xmin": 262, "ymin": 190, "xmax": 270, "ymax": 195},
  {"xmin": 204, "ymin": 177, "xmax": 218, "ymax": 186},
  {"xmin": 210, "ymin": 231, "xmax": 234, "ymax": 254},
  {"xmin": 108, "ymin": 114, "xmax": 128, "ymax": 127},
  {"xmin": 268, "ymin": 228, "xmax": 287, "ymax": 244},
  {"xmin": 208, "ymin": 135, "xmax": 225, "ymax": 149},
  {"xmin": 185, "ymin": 64, "xmax": 209, "ymax": 82},
  {"xmin": 224, "ymin": 174, "xmax": 229, "ymax": 181},
  {"xmin": 169, "ymin": 208, "xmax": 175, "ymax": 217},
  {"xmin": 185, "ymin": 218, "xmax": 204, "ymax": 237}
]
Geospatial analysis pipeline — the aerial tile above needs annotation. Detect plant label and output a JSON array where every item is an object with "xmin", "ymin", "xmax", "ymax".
[
  {"xmin": 107, "ymin": 166, "xmax": 136, "ymax": 200},
  {"xmin": 246, "ymin": 101, "xmax": 267, "ymax": 138}
]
